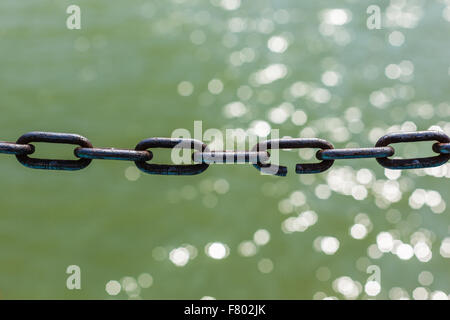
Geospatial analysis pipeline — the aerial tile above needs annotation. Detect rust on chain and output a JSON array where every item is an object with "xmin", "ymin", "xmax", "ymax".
[
  {"xmin": 252, "ymin": 138, "xmax": 334, "ymax": 176},
  {"xmin": 433, "ymin": 142, "xmax": 450, "ymax": 154},
  {"xmin": 192, "ymin": 151, "xmax": 270, "ymax": 164},
  {"xmin": 0, "ymin": 142, "xmax": 35, "ymax": 155},
  {"xmin": 317, "ymin": 146, "xmax": 394, "ymax": 160},
  {"xmin": 15, "ymin": 132, "xmax": 93, "ymax": 171},
  {"xmin": 375, "ymin": 131, "xmax": 450, "ymax": 169},
  {"xmin": 134, "ymin": 137, "xmax": 209, "ymax": 175},
  {"xmin": 75, "ymin": 147, "xmax": 153, "ymax": 162}
]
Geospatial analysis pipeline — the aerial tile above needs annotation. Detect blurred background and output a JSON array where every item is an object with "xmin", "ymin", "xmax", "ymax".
[{"xmin": 0, "ymin": 0, "xmax": 449, "ymax": 299}]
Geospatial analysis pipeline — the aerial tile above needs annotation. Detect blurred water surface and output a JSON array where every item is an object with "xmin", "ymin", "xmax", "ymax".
[{"xmin": 0, "ymin": 0, "xmax": 449, "ymax": 299}]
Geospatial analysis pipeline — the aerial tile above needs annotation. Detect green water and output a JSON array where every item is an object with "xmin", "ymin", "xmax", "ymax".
[{"xmin": 0, "ymin": 0, "xmax": 449, "ymax": 299}]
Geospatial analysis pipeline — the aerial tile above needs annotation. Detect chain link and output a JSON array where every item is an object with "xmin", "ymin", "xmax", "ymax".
[
  {"xmin": 15, "ymin": 132, "xmax": 93, "ymax": 171},
  {"xmin": 134, "ymin": 137, "xmax": 209, "ymax": 175},
  {"xmin": 192, "ymin": 151, "xmax": 270, "ymax": 164},
  {"xmin": 75, "ymin": 147, "xmax": 153, "ymax": 162},
  {"xmin": 0, "ymin": 142, "xmax": 35, "ymax": 155},
  {"xmin": 375, "ymin": 131, "xmax": 450, "ymax": 170},
  {"xmin": 316, "ymin": 146, "xmax": 394, "ymax": 160},
  {"xmin": 433, "ymin": 142, "xmax": 450, "ymax": 154},
  {"xmin": 1, "ymin": 130, "xmax": 449, "ymax": 176}
]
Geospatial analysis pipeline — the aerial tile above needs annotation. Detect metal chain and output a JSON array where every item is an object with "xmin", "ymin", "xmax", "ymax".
[{"xmin": 1, "ymin": 130, "xmax": 449, "ymax": 176}]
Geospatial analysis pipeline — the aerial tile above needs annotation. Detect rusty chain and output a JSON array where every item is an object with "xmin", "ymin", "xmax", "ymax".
[{"xmin": 0, "ymin": 130, "xmax": 449, "ymax": 176}]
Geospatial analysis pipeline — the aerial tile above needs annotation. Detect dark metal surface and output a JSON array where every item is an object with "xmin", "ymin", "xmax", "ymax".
[
  {"xmin": 1, "ymin": 130, "xmax": 449, "ymax": 176},
  {"xmin": 15, "ymin": 132, "xmax": 93, "ymax": 171},
  {"xmin": 135, "ymin": 137, "xmax": 209, "ymax": 175},
  {"xmin": 0, "ymin": 142, "xmax": 35, "ymax": 155},
  {"xmin": 433, "ymin": 142, "xmax": 450, "ymax": 154},
  {"xmin": 75, "ymin": 147, "xmax": 153, "ymax": 162},
  {"xmin": 252, "ymin": 138, "xmax": 334, "ymax": 176},
  {"xmin": 192, "ymin": 151, "xmax": 270, "ymax": 164},
  {"xmin": 375, "ymin": 131, "xmax": 450, "ymax": 169},
  {"xmin": 317, "ymin": 146, "xmax": 394, "ymax": 160}
]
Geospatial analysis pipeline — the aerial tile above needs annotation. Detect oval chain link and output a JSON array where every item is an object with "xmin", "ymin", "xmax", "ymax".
[
  {"xmin": 375, "ymin": 131, "xmax": 450, "ymax": 169},
  {"xmin": 15, "ymin": 132, "xmax": 93, "ymax": 171},
  {"xmin": 134, "ymin": 137, "xmax": 209, "ymax": 175}
]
